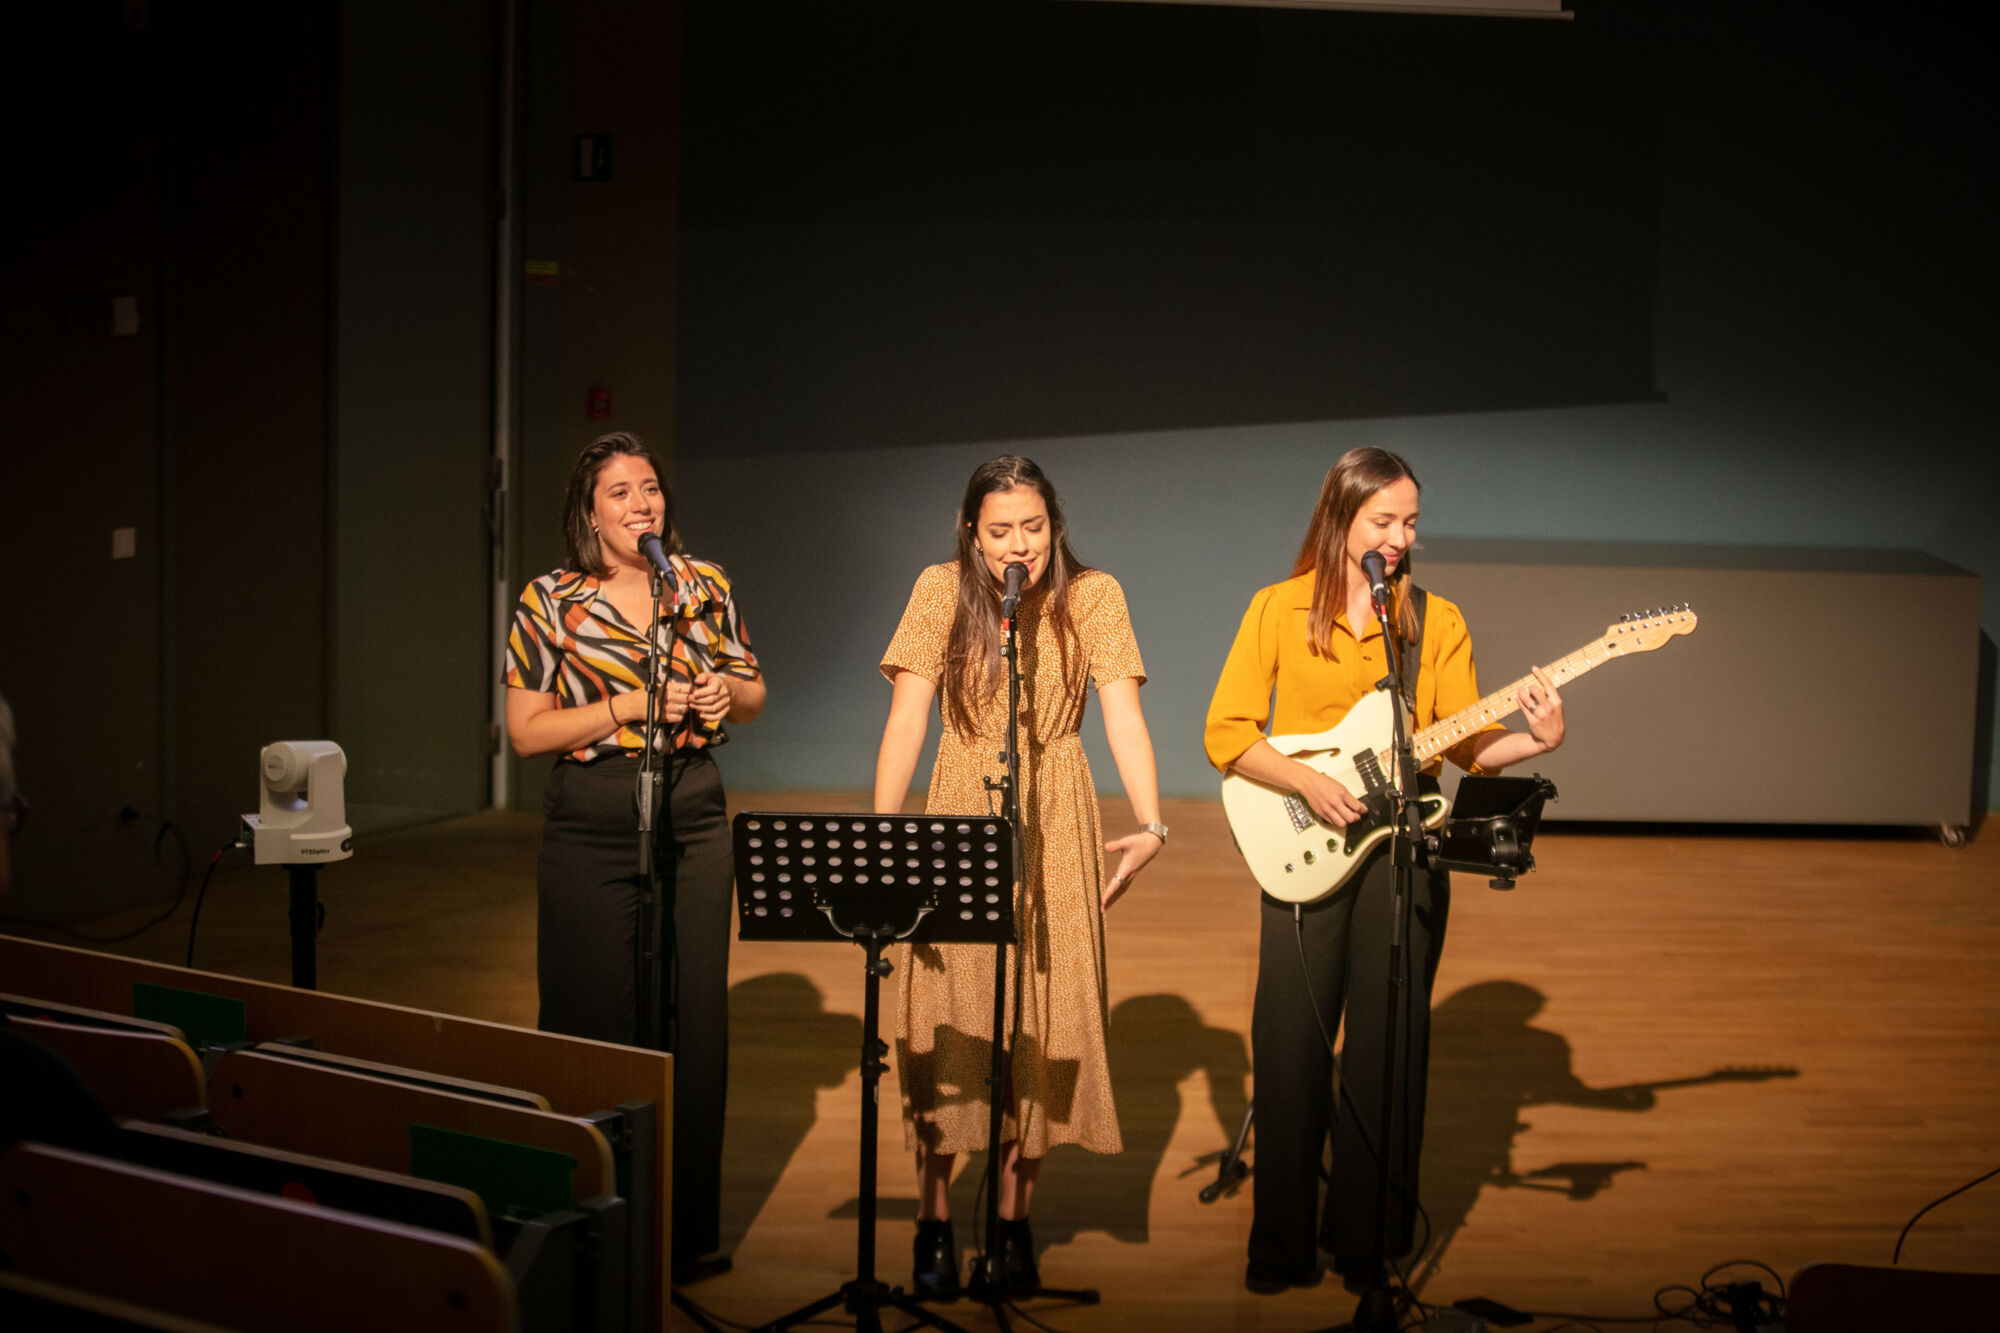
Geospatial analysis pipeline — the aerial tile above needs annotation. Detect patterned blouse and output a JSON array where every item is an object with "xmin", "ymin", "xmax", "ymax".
[{"xmin": 505, "ymin": 554, "xmax": 760, "ymax": 762}]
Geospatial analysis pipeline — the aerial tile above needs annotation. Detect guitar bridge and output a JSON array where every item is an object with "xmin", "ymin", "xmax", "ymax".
[{"xmin": 1282, "ymin": 793, "xmax": 1315, "ymax": 833}]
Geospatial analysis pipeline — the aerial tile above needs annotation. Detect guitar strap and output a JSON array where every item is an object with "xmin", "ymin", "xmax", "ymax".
[
  {"xmin": 1399, "ymin": 585, "xmax": 1428, "ymax": 711},
  {"xmin": 1401, "ymin": 586, "xmax": 1438, "ymax": 804}
]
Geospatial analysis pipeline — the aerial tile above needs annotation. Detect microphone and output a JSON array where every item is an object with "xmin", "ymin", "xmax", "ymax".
[
  {"xmin": 637, "ymin": 532, "xmax": 675, "ymax": 579},
  {"xmin": 1001, "ymin": 562, "xmax": 1029, "ymax": 618},
  {"xmin": 1360, "ymin": 551, "xmax": 1391, "ymax": 607}
]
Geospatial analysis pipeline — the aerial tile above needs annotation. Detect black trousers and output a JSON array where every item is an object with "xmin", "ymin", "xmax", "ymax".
[
  {"xmin": 1248, "ymin": 847, "xmax": 1451, "ymax": 1283},
  {"xmin": 536, "ymin": 750, "xmax": 734, "ymax": 1260}
]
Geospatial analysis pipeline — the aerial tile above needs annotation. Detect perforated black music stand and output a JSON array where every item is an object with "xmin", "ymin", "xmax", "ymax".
[
  {"xmin": 733, "ymin": 811, "xmax": 1016, "ymax": 1333},
  {"xmin": 1429, "ymin": 774, "xmax": 1557, "ymax": 890}
]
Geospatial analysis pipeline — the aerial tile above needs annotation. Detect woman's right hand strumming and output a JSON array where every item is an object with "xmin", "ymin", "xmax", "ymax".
[
  {"xmin": 1227, "ymin": 739, "xmax": 1371, "ymax": 828},
  {"xmin": 1291, "ymin": 765, "xmax": 1369, "ymax": 829}
]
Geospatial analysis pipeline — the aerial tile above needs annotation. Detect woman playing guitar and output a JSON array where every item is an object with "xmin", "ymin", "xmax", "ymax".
[{"xmin": 1203, "ymin": 447, "xmax": 1568, "ymax": 1299}]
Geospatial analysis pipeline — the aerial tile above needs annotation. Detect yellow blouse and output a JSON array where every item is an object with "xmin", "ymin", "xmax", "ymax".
[{"xmin": 1203, "ymin": 572, "xmax": 1501, "ymax": 776}]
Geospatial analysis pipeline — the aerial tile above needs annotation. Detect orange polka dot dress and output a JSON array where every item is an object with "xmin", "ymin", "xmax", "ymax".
[{"xmin": 881, "ymin": 563, "xmax": 1145, "ymax": 1158}]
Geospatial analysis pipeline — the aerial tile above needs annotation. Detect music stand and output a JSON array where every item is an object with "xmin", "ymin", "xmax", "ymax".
[
  {"xmin": 1429, "ymin": 774, "xmax": 1557, "ymax": 890},
  {"xmin": 733, "ymin": 810, "xmax": 1016, "ymax": 1333}
]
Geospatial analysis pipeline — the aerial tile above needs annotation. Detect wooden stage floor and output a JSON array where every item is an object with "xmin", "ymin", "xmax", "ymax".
[{"xmin": 23, "ymin": 794, "xmax": 1998, "ymax": 1331}]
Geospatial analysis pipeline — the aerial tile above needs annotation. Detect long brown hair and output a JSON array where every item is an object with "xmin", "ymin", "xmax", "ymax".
[
  {"xmin": 1291, "ymin": 447, "xmax": 1421, "ymax": 653},
  {"xmin": 943, "ymin": 456, "xmax": 1092, "ymax": 740},
  {"xmin": 561, "ymin": 432, "xmax": 680, "ymax": 576}
]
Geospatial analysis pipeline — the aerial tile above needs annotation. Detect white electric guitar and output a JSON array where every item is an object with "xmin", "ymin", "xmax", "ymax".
[{"xmin": 1221, "ymin": 605, "xmax": 1698, "ymax": 903}]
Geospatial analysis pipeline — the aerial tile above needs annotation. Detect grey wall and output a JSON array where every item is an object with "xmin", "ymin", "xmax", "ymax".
[{"xmin": 674, "ymin": 1, "xmax": 1998, "ymax": 813}]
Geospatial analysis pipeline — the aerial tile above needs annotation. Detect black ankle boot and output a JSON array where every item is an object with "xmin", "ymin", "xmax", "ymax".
[
  {"xmin": 911, "ymin": 1219, "xmax": 961, "ymax": 1301},
  {"xmin": 998, "ymin": 1217, "xmax": 1040, "ymax": 1291}
]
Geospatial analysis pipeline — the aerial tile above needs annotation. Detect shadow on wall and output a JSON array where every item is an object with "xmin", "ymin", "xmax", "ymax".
[
  {"xmin": 720, "ymin": 972, "xmax": 862, "ymax": 1253},
  {"xmin": 1414, "ymin": 980, "xmax": 1797, "ymax": 1293}
]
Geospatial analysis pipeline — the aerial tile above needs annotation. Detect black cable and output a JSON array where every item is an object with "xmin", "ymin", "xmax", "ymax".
[
  {"xmin": 1698, "ymin": 1258, "xmax": 1784, "ymax": 1303},
  {"xmin": 1002, "ymin": 1302, "xmax": 1069, "ymax": 1333},
  {"xmin": 664, "ymin": 1291, "xmax": 761, "ymax": 1333},
  {"xmin": 1892, "ymin": 1163, "xmax": 2000, "ymax": 1264},
  {"xmin": 1505, "ymin": 1258, "xmax": 1789, "ymax": 1330},
  {"xmin": 0, "ymin": 818, "xmax": 196, "ymax": 945},
  {"xmin": 184, "ymin": 845, "xmax": 231, "ymax": 967}
]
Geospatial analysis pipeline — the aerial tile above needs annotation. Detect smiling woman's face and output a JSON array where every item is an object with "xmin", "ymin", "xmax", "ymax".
[{"xmin": 591, "ymin": 454, "xmax": 663, "ymax": 569}]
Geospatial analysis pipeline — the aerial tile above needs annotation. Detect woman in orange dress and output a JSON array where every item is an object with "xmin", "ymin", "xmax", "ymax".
[{"xmin": 873, "ymin": 455, "xmax": 1165, "ymax": 1297}]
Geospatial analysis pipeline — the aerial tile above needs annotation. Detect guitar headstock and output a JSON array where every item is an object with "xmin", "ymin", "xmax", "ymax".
[{"xmin": 1602, "ymin": 603, "xmax": 1698, "ymax": 654}]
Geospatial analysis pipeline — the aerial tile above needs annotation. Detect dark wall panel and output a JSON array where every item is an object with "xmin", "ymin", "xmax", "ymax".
[
  {"xmin": 677, "ymin": 1, "xmax": 1659, "ymax": 456},
  {"xmin": 159, "ymin": 1, "xmax": 339, "ymax": 856},
  {"xmin": 0, "ymin": 5, "xmax": 171, "ymax": 916},
  {"xmin": 332, "ymin": 0, "xmax": 497, "ymax": 832}
]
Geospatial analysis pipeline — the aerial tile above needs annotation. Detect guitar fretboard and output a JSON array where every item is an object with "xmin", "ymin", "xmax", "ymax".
[{"xmin": 1413, "ymin": 634, "xmax": 1620, "ymax": 764}]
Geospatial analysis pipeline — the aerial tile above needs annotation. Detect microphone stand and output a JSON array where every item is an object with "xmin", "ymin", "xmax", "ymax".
[
  {"xmin": 634, "ymin": 566, "xmax": 671, "ymax": 1051},
  {"xmin": 970, "ymin": 571, "xmax": 1096, "ymax": 1327},
  {"xmin": 1326, "ymin": 580, "xmax": 1424, "ymax": 1333},
  {"xmin": 973, "ymin": 576, "xmax": 1024, "ymax": 1310}
]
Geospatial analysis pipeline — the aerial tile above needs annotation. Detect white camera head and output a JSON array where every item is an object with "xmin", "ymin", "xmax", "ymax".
[{"xmin": 248, "ymin": 740, "xmax": 353, "ymax": 865}]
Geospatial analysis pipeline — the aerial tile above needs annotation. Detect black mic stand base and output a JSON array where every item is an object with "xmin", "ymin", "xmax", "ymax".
[
  {"xmin": 760, "ymin": 1278, "xmax": 973, "ymax": 1333},
  {"xmin": 1322, "ymin": 1281, "xmax": 1403, "ymax": 1333},
  {"xmin": 964, "ymin": 1259, "xmax": 1100, "ymax": 1331}
]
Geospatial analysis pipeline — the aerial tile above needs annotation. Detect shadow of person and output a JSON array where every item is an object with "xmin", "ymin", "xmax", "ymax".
[
  {"xmin": 1413, "ymin": 980, "xmax": 1659, "ymax": 1291},
  {"xmin": 837, "ymin": 992, "xmax": 1248, "ymax": 1275},
  {"xmin": 720, "ymin": 971, "xmax": 863, "ymax": 1253},
  {"xmin": 1020, "ymin": 993, "xmax": 1250, "ymax": 1250}
]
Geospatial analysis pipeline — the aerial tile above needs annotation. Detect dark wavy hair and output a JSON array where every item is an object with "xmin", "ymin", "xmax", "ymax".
[
  {"xmin": 943, "ymin": 456, "xmax": 1092, "ymax": 740},
  {"xmin": 1291, "ymin": 446, "xmax": 1421, "ymax": 653},
  {"xmin": 561, "ymin": 432, "xmax": 680, "ymax": 576}
]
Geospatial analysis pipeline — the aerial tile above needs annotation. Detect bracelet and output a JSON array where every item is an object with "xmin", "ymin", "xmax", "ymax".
[
  {"xmin": 607, "ymin": 697, "xmax": 622, "ymax": 731},
  {"xmin": 1140, "ymin": 821, "xmax": 1169, "ymax": 843}
]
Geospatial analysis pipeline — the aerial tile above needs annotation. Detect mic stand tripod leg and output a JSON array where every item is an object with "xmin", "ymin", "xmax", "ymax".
[
  {"xmin": 758, "ymin": 927, "xmax": 978, "ymax": 1333},
  {"xmin": 1200, "ymin": 1099, "xmax": 1255, "ymax": 1203}
]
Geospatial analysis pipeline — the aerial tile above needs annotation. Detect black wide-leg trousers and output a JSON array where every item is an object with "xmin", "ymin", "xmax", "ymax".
[
  {"xmin": 1248, "ymin": 847, "xmax": 1451, "ymax": 1284},
  {"xmin": 535, "ymin": 750, "xmax": 734, "ymax": 1261}
]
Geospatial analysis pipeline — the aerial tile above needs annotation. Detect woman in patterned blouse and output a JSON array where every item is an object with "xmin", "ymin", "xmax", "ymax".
[{"xmin": 505, "ymin": 431, "xmax": 764, "ymax": 1282}]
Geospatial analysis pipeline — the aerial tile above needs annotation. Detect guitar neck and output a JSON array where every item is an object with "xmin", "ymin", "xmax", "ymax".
[{"xmin": 1412, "ymin": 636, "xmax": 1614, "ymax": 765}]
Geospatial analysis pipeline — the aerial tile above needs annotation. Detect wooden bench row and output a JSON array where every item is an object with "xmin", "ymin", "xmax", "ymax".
[{"xmin": 0, "ymin": 936, "xmax": 676, "ymax": 1332}]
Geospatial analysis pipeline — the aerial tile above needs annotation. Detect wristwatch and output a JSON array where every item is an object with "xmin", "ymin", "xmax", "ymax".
[{"xmin": 1140, "ymin": 822, "xmax": 1169, "ymax": 843}]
